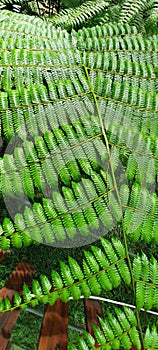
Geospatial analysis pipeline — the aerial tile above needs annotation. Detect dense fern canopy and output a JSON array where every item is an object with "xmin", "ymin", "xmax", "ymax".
[
  {"xmin": 0, "ymin": 0, "xmax": 158, "ymax": 33},
  {"xmin": 0, "ymin": 3, "xmax": 158, "ymax": 349}
]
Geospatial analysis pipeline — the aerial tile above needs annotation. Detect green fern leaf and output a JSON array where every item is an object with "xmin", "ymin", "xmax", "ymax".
[
  {"xmin": 40, "ymin": 275, "xmax": 52, "ymax": 294},
  {"xmin": 129, "ymin": 327, "xmax": 141, "ymax": 350},
  {"xmin": 23, "ymin": 283, "xmax": 32, "ymax": 303},
  {"xmin": 48, "ymin": 291, "xmax": 59, "ymax": 306},
  {"xmin": 68, "ymin": 256, "xmax": 84, "ymax": 281},
  {"xmin": 92, "ymin": 323, "xmax": 106, "ymax": 345},
  {"xmin": 4, "ymin": 296, "xmax": 11, "ymax": 311},
  {"xmin": 13, "ymin": 292, "xmax": 22, "ymax": 307},
  {"xmin": 60, "ymin": 288, "xmax": 70, "ymax": 302},
  {"xmin": 0, "ymin": 236, "xmax": 10, "ymax": 250},
  {"xmin": 32, "ymin": 280, "xmax": 43, "ymax": 297}
]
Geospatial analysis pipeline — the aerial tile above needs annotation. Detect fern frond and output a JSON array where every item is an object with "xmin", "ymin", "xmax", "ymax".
[
  {"xmin": 0, "ymin": 10, "xmax": 158, "ymax": 347},
  {"xmin": 0, "ymin": 238, "xmax": 131, "ymax": 310},
  {"xmin": 50, "ymin": 0, "xmax": 109, "ymax": 29},
  {"xmin": 119, "ymin": 0, "xmax": 147, "ymax": 24},
  {"xmin": 133, "ymin": 253, "xmax": 158, "ymax": 310},
  {"xmin": 68, "ymin": 306, "xmax": 142, "ymax": 350},
  {"xmin": 144, "ymin": 325, "xmax": 158, "ymax": 349}
]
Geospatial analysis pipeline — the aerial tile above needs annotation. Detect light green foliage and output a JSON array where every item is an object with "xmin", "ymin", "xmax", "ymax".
[
  {"xmin": 0, "ymin": 3, "xmax": 158, "ymax": 349},
  {"xmin": 0, "ymin": 17, "xmax": 158, "ymax": 248}
]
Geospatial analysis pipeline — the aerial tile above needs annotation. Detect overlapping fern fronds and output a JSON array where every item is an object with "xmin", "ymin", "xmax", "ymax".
[
  {"xmin": 0, "ymin": 0, "xmax": 158, "ymax": 33},
  {"xmin": 0, "ymin": 9, "xmax": 158, "ymax": 348},
  {"xmin": 0, "ymin": 15, "xmax": 158, "ymax": 249}
]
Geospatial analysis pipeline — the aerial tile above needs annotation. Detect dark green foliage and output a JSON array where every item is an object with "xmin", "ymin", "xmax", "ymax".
[{"xmin": 0, "ymin": 0, "xmax": 158, "ymax": 33}]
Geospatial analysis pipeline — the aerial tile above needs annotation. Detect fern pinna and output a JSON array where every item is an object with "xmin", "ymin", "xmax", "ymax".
[{"xmin": 0, "ymin": 8, "xmax": 158, "ymax": 349}]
